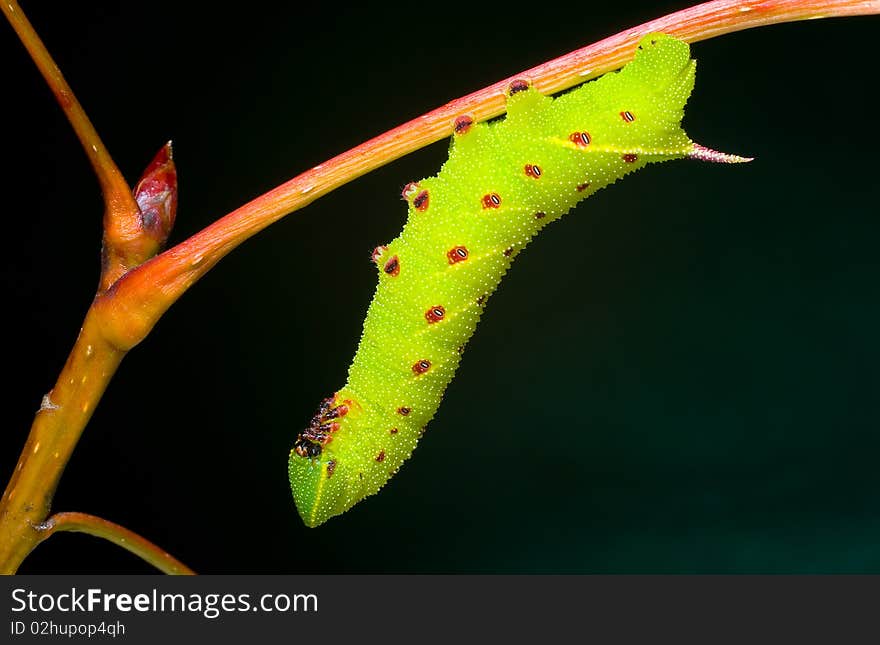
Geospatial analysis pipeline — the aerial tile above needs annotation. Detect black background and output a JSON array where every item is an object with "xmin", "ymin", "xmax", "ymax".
[{"xmin": 2, "ymin": 2, "xmax": 878, "ymax": 573}]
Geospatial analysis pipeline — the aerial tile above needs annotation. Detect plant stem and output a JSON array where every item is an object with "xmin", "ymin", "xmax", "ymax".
[
  {"xmin": 2, "ymin": 0, "xmax": 149, "ymax": 290},
  {"xmin": 0, "ymin": 310, "xmax": 125, "ymax": 573},
  {"xmin": 38, "ymin": 513, "xmax": 195, "ymax": 575},
  {"xmin": 104, "ymin": 0, "xmax": 880, "ymax": 336},
  {"xmin": 0, "ymin": 2, "xmax": 181, "ymax": 574}
]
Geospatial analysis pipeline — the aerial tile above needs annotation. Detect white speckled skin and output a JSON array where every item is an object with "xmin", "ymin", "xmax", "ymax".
[{"xmin": 290, "ymin": 34, "xmax": 697, "ymax": 527}]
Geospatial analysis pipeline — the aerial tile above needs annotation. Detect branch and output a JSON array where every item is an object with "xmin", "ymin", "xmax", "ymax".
[
  {"xmin": 0, "ymin": 1, "xmax": 177, "ymax": 573},
  {"xmin": 0, "ymin": 311, "xmax": 125, "ymax": 573},
  {"xmin": 38, "ymin": 513, "xmax": 194, "ymax": 575},
  {"xmin": 103, "ymin": 0, "xmax": 880, "ymax": 351},
  {"xmin": 1, "ymin": 1, "xmax": 173, "ymax": 291}
]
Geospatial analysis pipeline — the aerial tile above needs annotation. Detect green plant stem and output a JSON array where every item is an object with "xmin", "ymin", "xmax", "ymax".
[{"xmin": 38, "ymin": 513, "xmax": 195, "ymax": 575}]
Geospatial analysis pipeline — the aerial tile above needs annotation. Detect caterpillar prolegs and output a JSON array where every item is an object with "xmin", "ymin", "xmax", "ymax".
[{"xmin": 288, "ymin": 34, "xmax": 750, "ymax": 527}]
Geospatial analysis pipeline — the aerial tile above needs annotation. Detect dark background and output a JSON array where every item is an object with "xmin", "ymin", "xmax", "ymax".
[{"xmin": 1, "ymin": 2, "xmax": 878, "ymax": 573}]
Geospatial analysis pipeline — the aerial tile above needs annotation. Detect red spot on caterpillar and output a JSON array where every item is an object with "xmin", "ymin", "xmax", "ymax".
[
  {"xmin": 576, "ymin": 182, "xmax": 591, "ymax": 192},
  {"xmin": 503, "ymin": 247, "xmax": 514, "ymax": 257},
  {"xmin": 534, "ymin": 211, "xmax": 546, "ymax": 219},
  {"xmin": 508, "ymin": 79, "xmax": 529, "ymax": 95},
  {"xmin": 412, "ymin": 360, "xmax": 431, "ymax": 375},
  {"xmin": 375, "ymin": 450, "xmax": 386, "ymax": 462},
  {"xmin": 620, "ymin": 110, "xmax": 635, "ymax": 123},
  {"xmin": 413, "ymin": 190, "xmax": 430, "ymax": 211},
  {"xmin": 454, "ymin": 115, "xmax": 474, "ymax": 135},
  {"xmin": 622, "ymin": 153, "xmax": 638, "ymax": 163},
  {"xmin": 397, "ymin": 406, "xmax": 411, "ymax": 416},
  {"xmin": 324, "ymin": 404, "xmax": 349, "ymax": 420},
  {"xmin": 390, "ymin": 427, "xmax": 399, "ymax": 435},
  {"xmin": 371, "ymin": 245, "xmax": 387, "ymax": 265},
  {"xmin": 476, "ymin": 295, "xmax": 487, "ymax": 306},
  {"xmin": 447, "ymin": 246, "xmax": 469, "ymax": 264},
  {"xmin": 383, "ymin": 255, "xmax": 400, "ymax": 276},
  {"xmin": 425, "ymin": 306, "xmax": 446, "ymax": 324},
  {"xmin": 569, "ymin": 132, "xmax": 591, "ymax": 146},
  {"xmin": 311, "ymin": 398, "xmax": 347, "ymax": 425},
  {"xmin": 326, "ymin": 460, "xmax": 336, "ymax": 478},
  {"xmin": 481, "ymin": 193, "xmax": 501, "ymax": 209},
  {"xmin": 524, "ymin": 164, "xmax": 542, "ymax": 179},
  {"xmin": 301, "ymin": 422, "xmax": 338, "ymax": 446},
  {"xmin": 401, "ymin": 182, "xmax": 419, "ymax": 200}
]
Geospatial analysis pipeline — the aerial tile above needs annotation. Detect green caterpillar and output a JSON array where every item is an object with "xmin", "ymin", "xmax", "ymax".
[{"xmin": 288, "ymin": 33, "xmax": 749, "ymax": 527}]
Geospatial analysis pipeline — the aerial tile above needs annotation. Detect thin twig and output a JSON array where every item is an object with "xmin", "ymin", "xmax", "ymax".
[
  {"xmin": 1, "ymin": 0, "xmax": 151, "ymax": 290},
  {"xmin": 39, "ymin": 513, "xmax": 195, "ymax": 575}
]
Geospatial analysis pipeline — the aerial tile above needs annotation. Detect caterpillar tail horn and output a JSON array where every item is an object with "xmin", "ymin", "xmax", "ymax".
[{"xmin": 688, "ymin": 143, "xmax": 754, "ymax": 164}]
